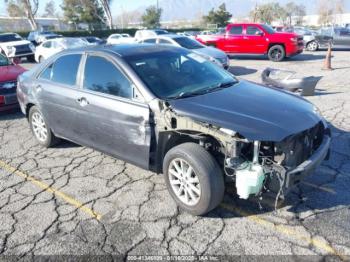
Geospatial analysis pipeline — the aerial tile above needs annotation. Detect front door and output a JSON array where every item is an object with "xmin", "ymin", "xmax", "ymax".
[
  {"xmin": 76, "ymin": 54, "xmax": 151, "ymax": 169},
  {"xmin": 243, "ymin": 25, "xmax": 267, "ymax": 53}
]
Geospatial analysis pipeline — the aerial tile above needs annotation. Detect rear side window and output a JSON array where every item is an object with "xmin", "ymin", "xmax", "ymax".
[
  {"xmin": 229, "ymin": 26, "xmax": 243, "ymax": 35},
  {"xmin": 246, "ymin": 26, "xmax": 263, "ymax": 35},
  {"xmin": 143, "ymin": 38, "xmax": 156, "ymax": 43},
  {"xmin": 159, "ymin": 39, "xmax": 172, "ymax": 44},
  {"xmin": 83, "ymin": 56, "xmax": 132, "ymax": 99},
  {"xmin": 50, "ymin": 54, "xmax": 82, "ymax": 86}
]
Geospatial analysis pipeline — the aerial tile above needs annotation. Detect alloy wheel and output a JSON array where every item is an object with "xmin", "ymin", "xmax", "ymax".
[
  {"xmin": 168, "ymin": 158, "xmax": 201, "ymax": 206},
  {"xmin": 31, "ymin": 112, "xmax": 48, "ymax": 142}
]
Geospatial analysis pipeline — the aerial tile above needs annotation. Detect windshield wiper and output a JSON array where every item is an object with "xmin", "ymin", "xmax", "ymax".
[{"xmin": 167, "ymin": 80, "xmax": 238, "ymax": 100}]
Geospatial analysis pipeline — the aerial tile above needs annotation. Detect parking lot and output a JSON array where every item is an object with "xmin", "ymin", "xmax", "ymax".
[{"xmin": 0, "ymin": 50, "xmax": 349, "ymax": 259}]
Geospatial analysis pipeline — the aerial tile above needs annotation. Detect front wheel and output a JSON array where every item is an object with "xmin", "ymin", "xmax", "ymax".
[
  {"xmin": 163, "ymin": 143, "xmax": 225, "ymax": 215},
  {"xmin": 27, "ymin": 55, "xmax": 36, "ymax": 63},
  {"xmin": 268, "ymin": 45, "xmax": 285, "ymax": 62},
  {"xmin": 306, "ymin": 41, "xmax": 319, "ymax": 51}
]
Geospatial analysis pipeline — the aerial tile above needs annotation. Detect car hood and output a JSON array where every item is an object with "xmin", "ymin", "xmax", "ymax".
[
  {"xmin": 0, "ymin": 65, "xmax": 26, "ymax": 83},
  {"xmin": 168, "ymin": 80, "xmax": 321, "ymax": 142},
  {"xmin": 193, "ymin": 46, "xmax": 227, "ymax": 60}
]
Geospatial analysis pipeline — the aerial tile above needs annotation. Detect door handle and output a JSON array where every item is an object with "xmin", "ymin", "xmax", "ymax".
[{"xmin": 77, "ymin": 97, "xmax": 89, "ymax": 107}]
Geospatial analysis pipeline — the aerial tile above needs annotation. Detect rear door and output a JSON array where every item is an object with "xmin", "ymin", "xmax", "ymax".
[
  {"xmin": 34, "ymin": 53, "xmax": 85, "ymax": 143},
  {"xmin": 219, "ymin": 25, "xmax": 244, "ymax": 53},
  {"xmin": 76, "ymin": 53, "xmax": 151, "ymax": 169},
  {"xmin": 243, "ymin": 25, "xmax": 267, "ymax": 53}
]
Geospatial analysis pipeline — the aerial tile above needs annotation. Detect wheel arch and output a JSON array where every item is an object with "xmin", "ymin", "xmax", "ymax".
[{"xmin": 267, "ymin": 43, "xmax": 286, "ymax": 53}]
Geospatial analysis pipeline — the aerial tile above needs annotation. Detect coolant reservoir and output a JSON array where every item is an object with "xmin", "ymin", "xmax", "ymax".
[{"xmin": 235, "ymin": 164, "xmax": 265, "ymax": 199}]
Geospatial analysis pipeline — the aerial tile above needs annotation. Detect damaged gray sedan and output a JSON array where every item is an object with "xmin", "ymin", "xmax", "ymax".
[{"xmin": 17, "ymin": 44, "xmax": 331, "ymax": 215}]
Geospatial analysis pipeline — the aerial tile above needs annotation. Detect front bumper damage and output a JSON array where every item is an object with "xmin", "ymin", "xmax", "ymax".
[{"xmin": 156, "ymin": 101, "xmax": 331, "ymax": 208}]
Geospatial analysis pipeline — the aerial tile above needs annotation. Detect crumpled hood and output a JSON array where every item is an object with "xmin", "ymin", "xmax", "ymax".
[
  {"xmin": 0, "ymin": 65, "xmax": 26, "ymax": 83},
  {"xmin": 168, "ymin": 80, "xmax": 321, "ymax": 142}
]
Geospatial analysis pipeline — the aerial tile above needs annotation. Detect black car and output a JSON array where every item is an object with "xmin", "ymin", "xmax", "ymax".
[
  {"xmin": 17, "ymin": 44, "xmax": 331, "ymax": 215},
  {"xmin": 81, "ymin": 36, "xmax": 105, "ymax": 45}
]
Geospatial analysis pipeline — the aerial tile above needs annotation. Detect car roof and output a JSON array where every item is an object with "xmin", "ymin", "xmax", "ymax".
[
  {"xmin": 145, "ymin": 34, "xmax": 182, "ymax": 40},
  {"xmin": 61, "ymin": 43, "xmax": 185, "ymax": 57}
]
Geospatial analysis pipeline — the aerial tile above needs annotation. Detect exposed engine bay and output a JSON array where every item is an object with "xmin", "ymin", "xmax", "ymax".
[{"xmin": 155, "ymin": 101, "xmax": 331, "ymax": 210}]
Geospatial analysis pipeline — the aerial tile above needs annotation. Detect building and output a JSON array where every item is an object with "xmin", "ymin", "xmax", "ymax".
[{"xmin": 0, "ymin": 17, "xmax": 69, "ymax": 32}]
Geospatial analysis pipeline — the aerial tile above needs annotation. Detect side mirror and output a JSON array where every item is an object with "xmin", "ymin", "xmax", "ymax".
[{"xmin": 255, "ymin": 31, "xmax": 264, "ymax": 36}]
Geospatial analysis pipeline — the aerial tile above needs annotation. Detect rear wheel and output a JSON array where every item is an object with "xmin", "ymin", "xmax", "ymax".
[
  {"xmin": 29, "ymin": 106, "xmax": 59, "ymax": 148},
  {"xmin": 163, "ymin": 143, "xmax": 225, "ymax": 215},
  {"xmin": 268, "ymin": 45, "xmax": 285, "ymax": 62},
  {"xmin": 306, "ymin": 41, "xmax": 319, "ymax": 51}
]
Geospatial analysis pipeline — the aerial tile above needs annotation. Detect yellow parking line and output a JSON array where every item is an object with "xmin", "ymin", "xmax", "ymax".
[
  {"xmin": 220, "ymin": 203, "xmax": 347, "ymax": 260},
  {"xmin": 0, "ymin": 160, "xmax": 102, "ymax": 220},
  {"xmin": 301, "ymin": 181, "xmax": 336, "ymax": 194}
]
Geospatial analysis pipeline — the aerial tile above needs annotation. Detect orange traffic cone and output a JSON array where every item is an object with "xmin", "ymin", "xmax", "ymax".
[{"xmin": 322, "ymin": 42, "xmax": 333, "ymax": 70}]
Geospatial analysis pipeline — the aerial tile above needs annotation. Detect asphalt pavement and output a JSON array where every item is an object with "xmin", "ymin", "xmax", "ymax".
[{"xmin": 0, "ymin": 50, "xmax": 349, "ymax": 260}]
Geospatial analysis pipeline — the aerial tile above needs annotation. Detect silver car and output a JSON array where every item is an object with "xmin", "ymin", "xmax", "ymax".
[
  {"xmin": 140, "ymin": 34, "xmax": 230, "ymax": 69},
  {"xmin": 17, "ymin": 44, "xmax": 330, "ymax": 215}
]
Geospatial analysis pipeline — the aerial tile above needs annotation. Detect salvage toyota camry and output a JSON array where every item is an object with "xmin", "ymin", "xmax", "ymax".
[{"xmin": 17, "ymin": 44, "xmax": 331, "ymax": 215}]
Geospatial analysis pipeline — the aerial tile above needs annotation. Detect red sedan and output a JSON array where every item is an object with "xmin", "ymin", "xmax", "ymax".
[{"xmin": 0, "ymin": 54, "xmax": 26, "ymax": 112}]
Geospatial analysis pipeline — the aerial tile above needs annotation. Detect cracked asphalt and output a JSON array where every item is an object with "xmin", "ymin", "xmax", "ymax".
[{"xmin": 0, "ymin": 50, "xmax": 349, "ymax": 260}]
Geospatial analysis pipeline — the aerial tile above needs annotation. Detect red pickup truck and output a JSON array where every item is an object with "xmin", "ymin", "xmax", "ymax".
[{"xmin": 196, "ymin": 23, "xmax": 304, "ymax": 62}]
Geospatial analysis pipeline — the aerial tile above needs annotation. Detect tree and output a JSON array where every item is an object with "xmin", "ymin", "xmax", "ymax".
[
  {"xmin": 142, "ymin": 5, "xmax": 162, "ymax": 28},
  {"xmin": 318, "ymin": 0, "xmax": 334, "ymax": 25},
  {"xmin": 98, "ymin": 0, "xmax": 113, "ymax": 29},
  {"xmin": 285, "ymin": 2, "xmax": 306, "ymax": 25},
  {"xmin": 5, "ymin": 0, "xmax": 38, "ymax": 30},
  {"xmin": 203, "ymin": 3, "xmax": 232, "ymax": 27},
  {"xmin": 250, "ymin": 2, "xmax": 286, "ymax": 24},
  {"xmin": 43, "ymin": 0, "xmax": 57, "ymax": 17},
  {"xmin": 6, "ymin": 0, "xmax": 24, "ymax": 17},
  {"xmin": 62, "ymin": 0, "xmax": 105, "ymax": 30}
]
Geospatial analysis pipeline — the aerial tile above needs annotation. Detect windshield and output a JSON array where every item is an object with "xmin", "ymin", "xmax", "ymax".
[
  {"xmin": 126, "ymin": 49, "xmax": 238, "ymax": 99},
  {"xmin": 261, "ymin": 24, "xmax": 275, "ymax": 34},
  {"xmin": 0, "ymin": 33, "xmax": 22, "ymax": 42},
  {"xmin": 173, "ymin": 37, "xmax": 204, "ymax": 49},
  {"xmin": 60, "ymin": 38, "xmax": 87, "ymax": 48},
  {"xmin": 0, "ymin": 54, "xmax": 10, "ymax": 66}
]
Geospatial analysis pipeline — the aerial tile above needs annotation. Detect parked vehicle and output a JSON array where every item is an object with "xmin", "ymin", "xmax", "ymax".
[
  {"xmin": 27, "ymin": 31, "xmax": 62, "ymax": 45},
  {"xmin": 107, "ymin": 34, "xmax": 135, "ymax": 44},
  {"xmin": 80, "ymin": 36, "xmax": 105, "ymax": 45},
  {"xmin": 200, "ymin": 23, "xmax": 304, "ymax": 62},
  {"xmin": 140, "ymin": 34, "xmax": 229, "ymax": 69},
  {"xmin": 17, "ymin": 44, "xmax": 330, "ymax": 215},
  {"xmin": 0, "ymin": 54, "xmax": 26, "ymax": 111},
  {"xmin": 318, "ymin": 27, "xmax": 350, "ymax": 49},
  {"xmin": 196, "ymin": 31, "xmax": 224, "ymax": 46},
  {"xmin": 34, "ymin": 37, "xmax": 88, "ymax": 63},
  {"xmin": 286, "ymin": 27, "xmax": 330, "ymax": 51},
  {"xmin": 0, "ymin": 33, "xmax": 36, "ymax": 62},
  {"xmin": 134, "ymin": 29, "xmax": 169, "ymax": 42}
]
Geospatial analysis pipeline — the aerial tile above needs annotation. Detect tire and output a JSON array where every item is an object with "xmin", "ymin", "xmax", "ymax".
[
  {"xmin": 29, "ymin": 106, "xmax": 59, "ymax": 148},
  {"xmin": 27, "ymin": 55, "xmax": 36, "ymax": 63},
  {"xmin": 163, "ymin": 142, "xmax": 225, "ymax": 215},
  {"xmin": 306, "ymin": 41, "xmax": 319, "ymax": 51},
  {"xmin": 268, "ymin": 45, "xmax": 285, "ymax": 62}
]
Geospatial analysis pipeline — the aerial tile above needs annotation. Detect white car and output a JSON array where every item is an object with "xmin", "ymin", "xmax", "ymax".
[
  {"xmin": 0, "ymin": 33, "xmax": 36, "ymax": 62},
  {"xmin": 134, "ymin": 29, "xmax": 169, "ymax": 42},
  {"xmin": 107, "ymin": 34, "xmax": 135, "ymax": 44},
  {"xmin": 35, "ymin": 37, "xmax": 88, "ymax": 63},
  {"xmin": 140, "ymin": 34, "xmax": 230, "ymax": 69}
]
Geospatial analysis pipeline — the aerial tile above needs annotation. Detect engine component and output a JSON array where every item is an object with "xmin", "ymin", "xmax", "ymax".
[{"xmin": 235, "ymin": 163, "xmax": 265, "ymax": 199}]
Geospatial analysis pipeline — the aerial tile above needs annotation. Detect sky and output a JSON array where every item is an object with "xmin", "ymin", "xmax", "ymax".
[{"xmin": 0, "ymin": 0, "xmax": 158, "ymax": 16}]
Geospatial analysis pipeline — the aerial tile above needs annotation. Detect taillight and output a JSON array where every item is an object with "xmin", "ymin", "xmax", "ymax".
[{"xmin": 0, "ymin": 96, "xmax": 4, "ymax": 105}]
